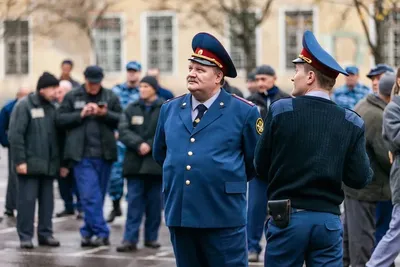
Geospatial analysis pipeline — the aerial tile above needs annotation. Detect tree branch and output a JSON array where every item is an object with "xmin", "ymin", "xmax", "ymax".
[
  {"xmin": 353, "ymin": 0, "xmax": 378, "ymax": 56},
  {"xmin": 255, "ymin": 0, "xmax": 273, "ymax": 26}
]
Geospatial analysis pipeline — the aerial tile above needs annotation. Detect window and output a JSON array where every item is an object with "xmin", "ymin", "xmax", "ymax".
[
  {"xmin": 146, "ymin": 14, "xmax": 175, "ymax": 73},
  {"xmin": 228, "ymin": 12, "xmax": 258, "ymax": 71},
  {"xmin": 4, "ymin": 20, "xmax": 29, "ymax": 75},
  {"xmin": 284, "ymin": 10, "xmax": 314, "ymax": 69},
  {"xmin": 93, "ymin": 17, "xmax": 122, "ymax": 72},
  {"xmin": 382, "ymin": 11, "xmax": 400, "ymax": 67}
]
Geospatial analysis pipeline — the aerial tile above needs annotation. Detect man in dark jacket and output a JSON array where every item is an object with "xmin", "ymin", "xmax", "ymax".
[
  {"xmin": 57, "ymin": 66, "xmax": 122, "ymax": 247},
  {"xmin": 246, "ymin": 64, "xmax": 290, "ymax": 262},
  {"xmin": 342, "ymin": 73, "xmax": 394, "ymax": 267},
  {"xmin": 0, "ymin": 87, "xmax": 30, "ymax": 218},
  {"xmin": 8, "ymin": 72, "xmax": 61, "ymax": 249},
  {"xmin": 116, "ymin": 76, "xmax": 163, "ymax": 252}
]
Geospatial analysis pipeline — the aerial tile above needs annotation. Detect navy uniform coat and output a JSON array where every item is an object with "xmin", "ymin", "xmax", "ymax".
[{"xmin": 153, "ymin": 88, "xmax": 262, "ymax": 228}]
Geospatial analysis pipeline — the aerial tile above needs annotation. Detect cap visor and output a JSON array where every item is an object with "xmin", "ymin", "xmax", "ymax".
[
  {"xmin": 292, "ymin": 57, "xmax": 306, "ymax": 64},
  {"xmin": 127, "ymin": 67, "xmax": 139, "ymax": 71},
  {"xmin": 189, "ymin": 57, "xmax": 217, "ymax": 67},
  {"xmin": 87, "ymin": 77, "xmax": 103, "ymax": 83}
]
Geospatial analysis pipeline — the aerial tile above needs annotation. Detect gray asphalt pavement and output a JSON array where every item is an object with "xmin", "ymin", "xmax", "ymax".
[{"xmin": 0, "ymin": 147, "xmax": 398, "ymax": 266}]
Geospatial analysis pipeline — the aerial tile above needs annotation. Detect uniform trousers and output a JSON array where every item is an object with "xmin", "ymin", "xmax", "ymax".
[
  {"xmin": 169, "ymin": 226, "xmax": 248, "ymax": 267},
  {"xmin": 367, "ymin": 204, "xmax": 400, "ymax": 267},
  {"xmin": 5, "ymin": 149, "xmax": 18, "ymax": 212},
  {"xmin": 17, "ymin": 175, "xmax": 54, "ymax": 241},
  {"xmin": 122, "ymin": 177, "xmax": 162, "ymax": 244},
  {"xmin": 108, "ymin": 142, "xmax": 125, "ymax": 201},
  {"xmin": 247, "ymin": 177, "xmax": 268, "ymax": 254},
  {"xmin": 265, "ymin": 210, "xmax": 342, "ymax": 267},
  {"xmin": 74, "ymin": 158, "xmax": 111, "ymax": 238}
]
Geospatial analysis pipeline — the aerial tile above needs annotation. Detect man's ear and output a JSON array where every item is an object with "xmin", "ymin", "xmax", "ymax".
[{"xmin": 306, "ymin": 71, "xmax": 316, "ymax": 85}]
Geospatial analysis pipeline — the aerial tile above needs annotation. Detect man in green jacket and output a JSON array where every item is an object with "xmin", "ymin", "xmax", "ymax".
[
  {"xmin": 342, "ymin": 72, "xmax": 394, "ymax": 267},
  {"xmin": 9, "ymin": 72, "xmax": 61, "ymax": 249}
]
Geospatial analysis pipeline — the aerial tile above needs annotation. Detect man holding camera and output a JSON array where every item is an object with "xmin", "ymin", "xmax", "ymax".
[{"xmin": 57, "ymin": 66, "xmax": 122, "ymax": 247}]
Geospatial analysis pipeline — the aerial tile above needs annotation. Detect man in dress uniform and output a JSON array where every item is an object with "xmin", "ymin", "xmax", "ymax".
[
  {"xmin": 153, "ymin": 32, "xmax": 262, "ymax": 267},
  {"xmin": 254, "ymin": 30, "xmax": 373, "ymax": 266}
]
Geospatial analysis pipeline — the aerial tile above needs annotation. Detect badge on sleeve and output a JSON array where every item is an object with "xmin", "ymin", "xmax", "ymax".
[
  {"xmin": 30, "ymin": 108, "xmax": 45, "ymax": 119},
  {"xmin": 256, "ymin": 118, "xmax": 263, "ymax": 135},
  {"xmin": 131, "ymin": 116, "xmax": 144, "ymax": 125}
]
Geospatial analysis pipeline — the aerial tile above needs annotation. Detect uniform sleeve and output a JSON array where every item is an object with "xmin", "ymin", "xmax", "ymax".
[
  {"xmin": 0, "ymin": 105, "xmax": 10, "ymax": 147},
  {"xmin": 152, "ymin": 104, "xmax": 167, "ymax": 166},
  {"xmin": 242, "ymin": 106, "xmax": 262, "ymax": 181},
  {"xmin": 103, "ymin": 93, "xmax": 122, "ymax": 129},
  {"xmin": 118, "ymin": 110, "xmax": 145, "ymax": 151},
  {"xmin": 343, "ymin": 127, "xmax": 373, "ymax": 189},
  {"xmin": 8, "ymin": 102, "xmax": 29, "ymax": 165},
  {"xmin": 57, "ymin": 92, "xmax": 83, "ymax": 129},
  {"xmin": 254, "ymin": 108, "xmax": 273, "ymax": 181}
]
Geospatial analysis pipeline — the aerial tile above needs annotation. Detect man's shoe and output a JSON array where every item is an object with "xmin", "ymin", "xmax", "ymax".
[
  {"xmin": 56, "ymin": 210, "xmax": 74, "ymax": 217},
  {"xmin": 91, "ymin": 237, "xmax": 110, "ymax": 247},
  {"xmin": 248, "ymin": 252, "xmax": 259, "ymax": 262},
  {"xmin": 76, "ymin": 212, "xmax": 84, "ymax": 220},
  {"xmin": 20, "ymin": 240, "xmax": 34, "ymax": 249},
  {"xmin": 116, "ymin": 241, "xmax": 137, "ymax": 252},
  {"xmin": 144, "ymin": 241, "xmax": 161, "ymax": 249},
  {"xmin": 106, "ymin": 199, "xmax": 122, "ymax": 223},
  {"xmin": 38, "ymin": 237, "xmax": 60, "ymax": 247},
  {"xmin": 4, "ymin": 209, "xmax": 14, "ymax": 217},
  {"xmin": 81, "ymin": 237, "xmax": 92, "ymax": 247}
]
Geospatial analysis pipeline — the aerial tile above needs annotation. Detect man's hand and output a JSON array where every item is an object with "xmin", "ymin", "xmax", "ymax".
[
  {"xmin": 138, "ymin": 142, "xmax": 151, "ymax": 156},
  {"xmin": 81, "ymin": 103, "xmax": 99, "ymax": 118},
  {"xmin": 60, "ymin": 167, "xmax": 69, "ymax": 178},
  {"xmin": 16, "ymin": 163, "xmax": 27, "ymax": 174},
  {"xmin": 97, "ymin": 104, "xmax": 108, "ymax": 116},
  {"xmin": 114, "ymin": 132, "xmax": 119, "ymax": 140},
  {"xmin": 389, "ymin": 151, "xmax": 393, "ymax": 164}
]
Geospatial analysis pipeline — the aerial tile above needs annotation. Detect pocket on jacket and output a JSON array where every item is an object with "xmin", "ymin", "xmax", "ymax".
[{"xmin": 225, "ymin": 181, "xmax": 247, "ymax": 194}]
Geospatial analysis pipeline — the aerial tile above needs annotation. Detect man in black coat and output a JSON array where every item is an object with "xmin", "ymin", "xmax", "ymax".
[
  {"xmin": 57, "ymin": 66, "xmax": 122, "ymax": 247},
  {"xmin": 9, "ymin": 72, "xmax": 61, "ymax": 249},
  {"xmin": 116, "ymin": 76, "xmax": 163, "ymax": 252}
]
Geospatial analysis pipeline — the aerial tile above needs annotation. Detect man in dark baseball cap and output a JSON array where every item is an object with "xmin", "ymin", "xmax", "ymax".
[{"xmin": 367, "ymin": 64, "xmax": 394, "ymax": 93}]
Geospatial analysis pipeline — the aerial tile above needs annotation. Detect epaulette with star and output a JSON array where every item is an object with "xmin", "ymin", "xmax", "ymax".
[{"xmin": 232, "ymin": 94, "xmax": 255, "ymax": 106}]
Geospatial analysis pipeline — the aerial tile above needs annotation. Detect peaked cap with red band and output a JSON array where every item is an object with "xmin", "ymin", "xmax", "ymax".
[
  {"xmin": 189, "ymin": 32, "xmax": 237, "ymax": 78},
  {"xmin": 292, "ymin": 30, "xmax": 348, "ymax": 79}
]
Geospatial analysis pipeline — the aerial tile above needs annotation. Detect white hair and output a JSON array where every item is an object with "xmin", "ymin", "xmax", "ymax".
[{"xmin": 59, "ymin": 80, "xmax": 73, "ymax": 91}]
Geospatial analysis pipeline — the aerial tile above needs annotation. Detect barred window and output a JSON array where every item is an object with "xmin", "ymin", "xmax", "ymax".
[
  {"xmin": 4, "ymin": 20, "xmax": 29, "ymax": 75},
  {"xmin": 146, "ymin": 14, "xmax": 175, "ymax": 73},
  {"xmin": 284, "ymin": 10, "xmax": 314, "ymax": 69},
  {"xmin": 382, "ymin": 11, "xmax": 400, "ymax": 67},
  {"xmin": 93, "ymin": 17, "xmax": 122, "ymax": 72}
]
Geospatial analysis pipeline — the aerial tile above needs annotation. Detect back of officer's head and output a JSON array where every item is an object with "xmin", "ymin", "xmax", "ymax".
[{"xmin": 303, "ymin": 64, "xmax": 336, "ymax": 91}]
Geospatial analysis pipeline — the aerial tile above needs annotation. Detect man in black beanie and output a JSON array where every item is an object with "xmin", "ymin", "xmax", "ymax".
[
  {"xmin": 8, "ymin": 71, "xmax": 61, "ymax": 249},
  {"xmin": 116, "ymin": 75, "xmax": 164, "ymax": 252}
]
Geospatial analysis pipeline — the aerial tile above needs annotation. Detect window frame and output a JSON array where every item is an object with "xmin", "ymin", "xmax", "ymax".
[
  {"xmin": 91, "ymin": 13, "xmax": 125, "ymax": 74},
  {"xmin": 140, "ymin": 10, "xmax": 178, "ymax": 76},
  {"xmin": 279, "ymin": 6, "xmax": 319, "ymax": 74}
]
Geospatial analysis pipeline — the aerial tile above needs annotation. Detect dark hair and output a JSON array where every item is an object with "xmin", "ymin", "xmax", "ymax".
[
  {"xmin": 391, "ymin": 67, "xmax": 400, "ymax": 97},
  {"xmin": 213, "ymin": 67, "xmax": 225, "ymax": 85},
  {"xmin": 61, "ymin": 59, "xmax": 73, "ymax": 66},
  {"xmin": 303, "ymin": 64, "xmax": 336, "ymax": 91}
]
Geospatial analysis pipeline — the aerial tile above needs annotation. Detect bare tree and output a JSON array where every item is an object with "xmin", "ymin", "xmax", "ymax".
[
  {"xmin": 353, "ymin": 0, "xmax": 399, "ymax": 64},
  {"xmin": 0, "ymin": 0, "xmax": 38, "ymax": 38},
  {"xmin": 148, "ymin": 0, "xmax": 275, "ymax": 75}
]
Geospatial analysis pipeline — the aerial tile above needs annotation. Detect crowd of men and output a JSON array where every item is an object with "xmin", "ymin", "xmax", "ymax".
[{"xmin": 0, "ymin": 29, "xmax": 399, "ymax": 267}]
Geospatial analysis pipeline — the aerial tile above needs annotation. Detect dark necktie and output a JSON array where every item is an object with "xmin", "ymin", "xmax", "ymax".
[{"xmin": 193, "ymin": 104, "xmax": 207, "ymax": 127}]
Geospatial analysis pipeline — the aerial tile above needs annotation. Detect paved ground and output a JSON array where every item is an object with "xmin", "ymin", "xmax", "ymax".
[
  {"xmin": 0, "ymin": 147, "xmax": 398, "ymax": 266},
  {"xmin": 0, "ymin": 148, "xmax": 267, "ymax": 267}
]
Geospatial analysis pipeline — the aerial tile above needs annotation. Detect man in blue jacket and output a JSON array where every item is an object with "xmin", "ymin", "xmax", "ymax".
[
  {"xmin": 0, "ymin": 87, "xmax": 30, "ymax": 217},
  {"xmin": 153, "ymin": 32, "xmax": 261, "ymax": 266}
]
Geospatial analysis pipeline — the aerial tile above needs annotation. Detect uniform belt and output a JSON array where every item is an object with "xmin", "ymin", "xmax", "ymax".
[{"xmin": 291, "ymin": 207, "xmax": 306, "ymax": 213}]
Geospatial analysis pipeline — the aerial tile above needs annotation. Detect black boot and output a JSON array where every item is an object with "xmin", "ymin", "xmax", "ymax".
[{"xmin": 106, "ymin": 199, "xmax": 122, "ymax": 223}]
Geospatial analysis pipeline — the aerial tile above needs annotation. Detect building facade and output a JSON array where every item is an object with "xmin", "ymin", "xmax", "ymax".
[{"xmin": 0, "ymin": 0, "xmax": 399, "ymax": 103}]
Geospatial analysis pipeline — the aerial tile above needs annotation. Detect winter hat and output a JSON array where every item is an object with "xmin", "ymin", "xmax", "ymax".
[
  {"xmin": 379, "ymin": 72, "xmax": 396, "ymax": 96},
  {"xmin": 36, "ymin": 72, "xmax": 59, "ymax": 91},
  {"xmin": 140, "ymin": 76, "xmax": 159, "ymax": 91},
  {"xmin": 255, "ymin": 65, "xmax": 276, "ymax": 76}
]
